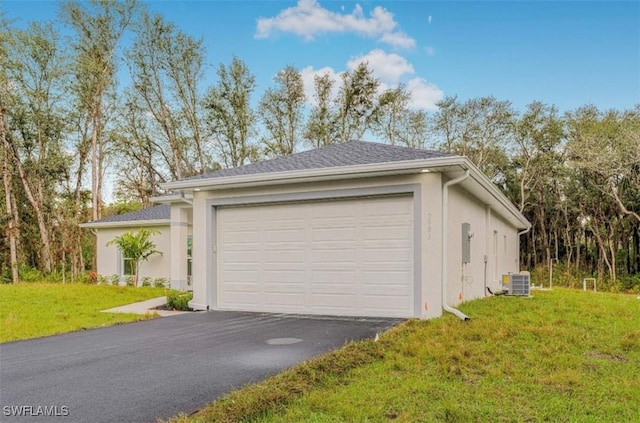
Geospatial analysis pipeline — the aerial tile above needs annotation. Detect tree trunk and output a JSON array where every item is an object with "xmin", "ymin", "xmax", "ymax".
[
  {"xmin": 1, "ymin": 112, "xmax": 19, "ymax": 283},
  {"xmin": 6, "ymin": 135, "xmax": 53, "ymax": 273}
]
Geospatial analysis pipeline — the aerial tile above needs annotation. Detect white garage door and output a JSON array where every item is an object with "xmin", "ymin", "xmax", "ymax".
[{"xmin": 216, "ymin": 195, "xmax": 414, "ymax": 318}]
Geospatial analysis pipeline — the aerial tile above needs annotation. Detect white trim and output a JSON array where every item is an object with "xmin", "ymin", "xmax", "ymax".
[
  {"xmin": 160, "ymin": 157, "xmax": 530, "ymax": 230},
  {"xmin": 162, "ymin": 157, "xmax": 464, "ymax": 190}
]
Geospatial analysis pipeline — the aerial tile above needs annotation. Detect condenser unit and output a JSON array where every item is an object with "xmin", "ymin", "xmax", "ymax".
[{"xmin": 502, "ymin": 273, "xmax": 531, "ymax": 296}]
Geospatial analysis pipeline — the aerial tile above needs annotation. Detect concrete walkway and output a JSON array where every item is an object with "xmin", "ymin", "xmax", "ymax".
[{"xmin": 101, "ymin": 296, "xmax": 189, "ymax": 317}]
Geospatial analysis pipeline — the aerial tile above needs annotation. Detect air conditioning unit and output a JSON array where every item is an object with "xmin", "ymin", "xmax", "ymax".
[{"xmin": 502, "ymin": 273, "xmax": 531, "ymax": 296}]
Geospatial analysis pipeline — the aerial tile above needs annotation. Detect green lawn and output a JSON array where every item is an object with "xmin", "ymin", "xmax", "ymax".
[
  {"xmin": 0, "ymin": 283, "xmax": 167, "ymax": 343},
  {"xmin": 167, "ymin": 289, "xmax": 640, "ymax": 423}
]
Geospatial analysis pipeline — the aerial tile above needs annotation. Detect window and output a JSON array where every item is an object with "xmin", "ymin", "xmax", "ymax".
[{"xmin": 118, "ymin": 251, "xmax": 134, "ymax": 276}]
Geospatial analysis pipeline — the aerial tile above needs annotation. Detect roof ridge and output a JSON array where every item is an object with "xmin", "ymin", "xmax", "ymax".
[{"xmin": 187, "ymin": 140, "xmax": 452, "ymax": 181}]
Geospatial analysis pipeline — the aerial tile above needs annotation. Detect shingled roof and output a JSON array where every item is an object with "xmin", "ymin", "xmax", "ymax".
[
  {"xmin": 188, "ymin": 140, "xmax": 453, "ymax": 181},
  {"xmin": 82, "ymin": 204, "xmax": 170, "ymax": 226}
]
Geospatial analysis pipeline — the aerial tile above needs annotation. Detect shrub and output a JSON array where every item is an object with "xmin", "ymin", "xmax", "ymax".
[
  {"xmin": 141, "ymin": 276, "xmax": 152, "ymax": 287},
  {"xmin": 18, "ymin": 265, "xmax": 43, "ymax": 283},
  {"xmin": 97, "ymin": 275, "xmax": 108, "ymax": 285},
  {"xmin": 88, "ymin": 271, "xmax": 98, "ymax": 284},
  {"xmin": 166, "ymin": 291, "xmax": 193, "ymax": 311},
  {"xmin": 154, "ymin": 277, "xmax": 169, "ymax": 288},
  {"xmin": 124, "ymin": 276, "xmax": 134, "ymax": 287},
  {"xmin": 110, "ymin": 274, "xmax": 120, "ymax": 286},
  {"xmin": 75, "ymin": 272, "xmax": 90, "ymax": 284}
]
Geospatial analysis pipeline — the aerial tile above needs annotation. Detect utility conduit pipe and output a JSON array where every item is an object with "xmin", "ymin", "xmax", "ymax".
[{"xmin": 442, "ymin": 169, "xmax": 471, "ymax": 321}]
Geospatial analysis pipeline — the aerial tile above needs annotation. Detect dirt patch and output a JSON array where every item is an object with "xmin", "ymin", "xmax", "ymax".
[{"xmin": 587, "ymin": 351, "xmax": 628, "ymax": 363}]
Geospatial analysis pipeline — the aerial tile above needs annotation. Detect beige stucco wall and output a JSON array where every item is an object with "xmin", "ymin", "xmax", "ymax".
[
  {"xmin": 170, "ymin": 206, "xmax": 193, "ymax": 290},
  {"xmin": 447, "ymin": 184, "xmax": 520, "ymax": 306},
  {"xmin": 95, "ymin": 226, "xmax": 171, "ymax": 282}
]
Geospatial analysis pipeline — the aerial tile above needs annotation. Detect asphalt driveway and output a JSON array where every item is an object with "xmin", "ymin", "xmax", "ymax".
[{"xmin": 0, "ymin": 311, "xmax": 400, "ymax": 423}]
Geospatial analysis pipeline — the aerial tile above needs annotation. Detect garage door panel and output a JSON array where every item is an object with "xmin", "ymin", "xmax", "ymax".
[
  {"xmin": 311, "ymin": 227, "xmax": 357, "ymax": 241},
  {"xmin": 264, "ymin": 229, "xmax": 306, "ymax": 243},
  {"xmin": 310, "ymin": 270, "xmax": 357, "ymax": 283},
  {"xmin": 220, "ymin": 270, "xmax": 259, "ymax": 282},
  {"xmin": 364, "ymin": 197, "xmax": 412, "ymax": 215},
  {"xmin": 217, "ymin": 195, "xmax": 414, "ymax": 317},
  {"xmin": 265, "ymin": 250, "xmax": 305, "ymax": 263},
  {"xmin": 265, "ymin": 293, "xmax": 306, "ymax": 306},
  {"xmin": 222, "ymin": 292, "xmax": 260, "ymax": 307},
  {"xmin": 263, "ymin": 270, "xmax": 304, "ymax": 283},
  {"xmin": 311, "ymin": 249, "xmax": 357, "ymax": 264},
  {"xmin": 311, "ymin": 294, "xmax": 357, "ymax": 308},
  {"xmin": 362, "ymin": 271, "xmax": 412, "ymax": 285},
  {"xmin": 363, "ymin": 226, "xmax": 412, "ymax": 241},
  {"xmin": 222, "ymin": 251, "xmax": 259, "ymax": 265}
]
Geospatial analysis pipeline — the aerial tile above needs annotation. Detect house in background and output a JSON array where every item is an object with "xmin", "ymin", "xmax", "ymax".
[
  {"xmin": 79, "ymin": 204, "xmax": 185, "ymax": 286},
  {"xmin": 83, "ymin": 141, "xmax": 530, "ymax": 319}
]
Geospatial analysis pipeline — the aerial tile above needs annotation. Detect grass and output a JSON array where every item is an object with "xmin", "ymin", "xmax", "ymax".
[
  {"xmin": 0, "ymin": 283, "xmax": 167, "ymax": 343},
  {"xmin": 164, "ymin": 288, "xmax": 640, "ymax": 423}
]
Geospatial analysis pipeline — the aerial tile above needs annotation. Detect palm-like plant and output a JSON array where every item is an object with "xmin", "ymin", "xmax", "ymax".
[{"xmin": 106, "ymin": 229, "xmax": 162, "ymax": 287}]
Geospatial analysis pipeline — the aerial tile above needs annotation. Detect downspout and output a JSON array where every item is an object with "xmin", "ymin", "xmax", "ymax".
[
  {"xmin": 442, "ymin": 169, "xmax": 471, "ymax": 321},
  {"xmin": 180, "ymin": 192, "xmax": 193, "ymax": 205}
]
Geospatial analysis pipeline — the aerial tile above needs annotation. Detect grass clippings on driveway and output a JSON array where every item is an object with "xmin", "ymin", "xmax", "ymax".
[
  {"xmin": 165, "ymin": 288, "xmax": 640, "ymax": 423},
  {"xmin": 0, "ymin": 283, "xmax": 167, "ymax": 343}
]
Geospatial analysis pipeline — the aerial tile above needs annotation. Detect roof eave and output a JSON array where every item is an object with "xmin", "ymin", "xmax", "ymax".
[
  {"xmin": 160, "ymin": 156, "xmax": 530, "ymax": 231},
  {"xmin": 161, "ymin": 156, "xmax": 466, "ymax": 191},
  {"xmin": 79, "ymin": 219, "xmax": 170, "ymax": 229}
]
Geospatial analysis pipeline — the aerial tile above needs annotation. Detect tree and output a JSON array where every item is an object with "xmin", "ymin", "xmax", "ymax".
[
  {"xmin": 397, "ymin": 110, "xmax": 431, "ymax": 149},
  {"xmin": 125, "ymin": 10, "xmax": 209, "ymax": 181},
  {"xmin": 62, "ymin": 0, "xmax": 138, "ymax": 220},
  {"xmin": 258, "ymin": 65, "xmax": 305, "ymax": 157},
  {"xmin": 432, "ymin": 96, "xmax": 515, "ymax": 181},
  {"xmin": 0, "ymin": 13, "xmax": 19, "ymax": 282},
  {"xmin": 106, "ymin": 228, "xmax": 161, "ymax": 287},
  {"xmin": 372, "ymin": 84, "xmax": 411, "ymax": 145},
  {"xmin": 335, "ymin": 62, "xmax": 379, "ymax": 141},
  {"xmin": 3, "ymin": 21, "xmax": 69, "ymax": 274},
  {"xmin": 304, "ymin": 72, "xmax": 338, "ymax": 148},
  {"xmin": 204, "ymin": 57, "xmax": 258, "ymax": 168}
]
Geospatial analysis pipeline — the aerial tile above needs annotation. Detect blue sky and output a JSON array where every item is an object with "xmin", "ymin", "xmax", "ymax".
[{"xmin": 3, "ymin": 0, "xmax": 639, "ymax": 113}]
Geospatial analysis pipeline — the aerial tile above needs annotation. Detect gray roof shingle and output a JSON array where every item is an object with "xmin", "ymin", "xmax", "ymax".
[
  {"xmin": 189, "ymin": 140, "xmax": 453, "ymax": 181},
  {"xmin": 85, "ymin": 204, "xmax": 170, "ymax": 225}
]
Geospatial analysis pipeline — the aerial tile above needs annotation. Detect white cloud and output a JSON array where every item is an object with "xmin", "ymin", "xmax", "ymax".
[
  {"xmin": 255, "ymin": 0, "xmax": 416, "ymax": 49},
  {"xmin": 346, "ymin": 49, "xmax": 414, "ymax": 84},
  {"xmin": 428, "ymin": 15, "xmax": 432, "ymax": 24},
  {"xmin": 302, "ymin": 50, "xmax": 444, "ymax": 111},
  {"xmin": 406, "ymin": 77, "xmax": 444, "ymax": 111},
  {"xmin": 425, "ymin": 46, "xmax": 436, "ymax": 56},
  {"xmin": 379, "ymin": 31, "xmax": 416, "ymax": 49}
]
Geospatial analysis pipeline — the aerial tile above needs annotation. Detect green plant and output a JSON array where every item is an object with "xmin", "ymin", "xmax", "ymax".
[
  {"xmin": 97, "ymin": 275, "xmax": 108, "ymax": 285},
  {"xmin": 141, "ymin": 276, "xmax": 152, "ymax": 287},
  {"xmin": 124, "ymin": 276, "xmax": 134, "ymax": 287},
  {"xmin": 106, "ymin": 229, "xmax": 162, "ymax": 287},
  {"xmin": 0, "ymin": 283, "xmax": 167, "ymax": 342},
  {"xmin": 110, "ymin": 274, "xmax": 120, "ymax": 286},
  {"xmin": 18, "ymin": 265, "xmax": 43, "ymax": 283},
  {"xmin": 162, "ymin": 289, "xmax": 640, "ymax": 423},
  {"xmin": 166, "ymin": 291, "xmax": 193, "ymax": 311},
  {"xmin": 154, "ymin": 277, "xmax": 169, "ymax": 288}
]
